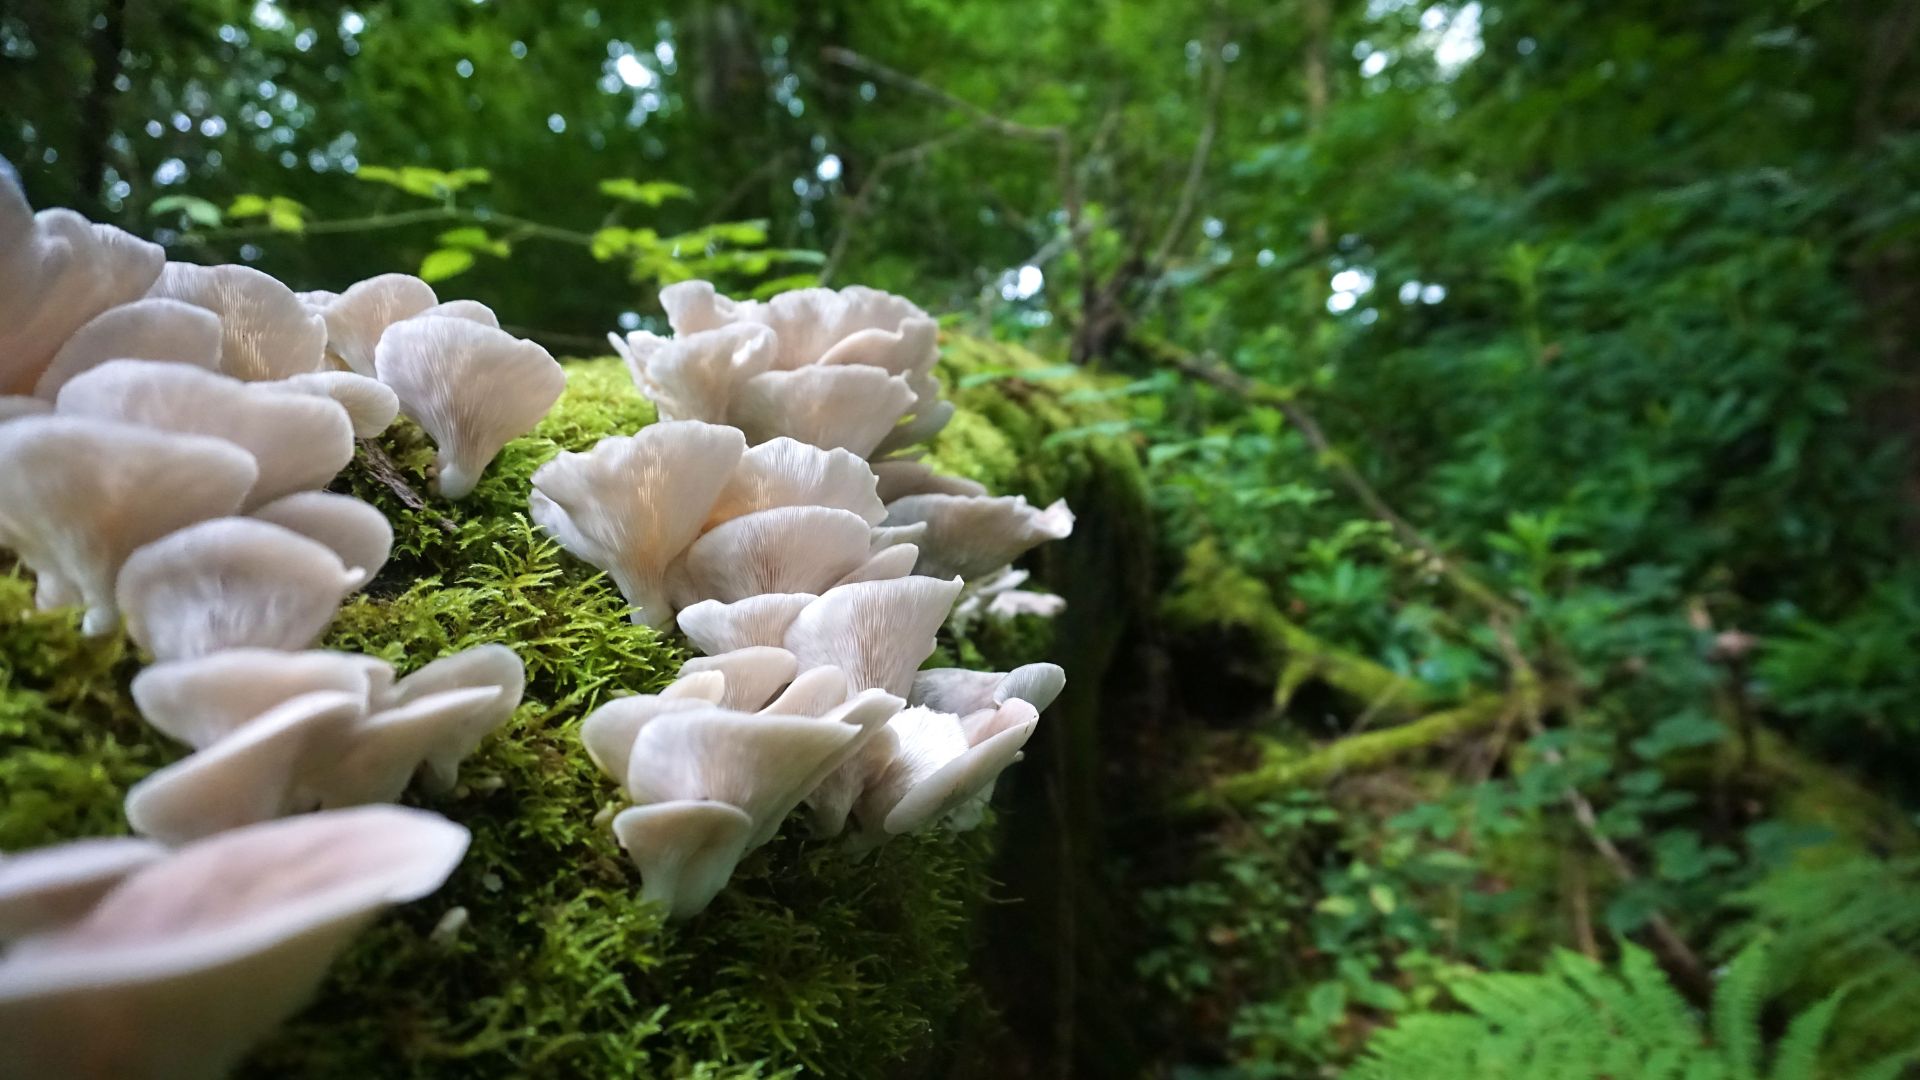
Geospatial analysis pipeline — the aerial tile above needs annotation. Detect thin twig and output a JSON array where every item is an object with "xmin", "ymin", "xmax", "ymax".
[
  {"xmin": 821, "ymin": 46, "xmax": 1067, "ymax": 144},
  {"xmin": 356, "ymin": 440, "xmax": 457, "ymax": 535}
]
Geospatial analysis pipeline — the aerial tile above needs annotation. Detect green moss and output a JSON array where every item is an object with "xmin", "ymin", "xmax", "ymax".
[{"xmin": 0, "ymin": 348, "xmax": 1148, "ymax": 1078}]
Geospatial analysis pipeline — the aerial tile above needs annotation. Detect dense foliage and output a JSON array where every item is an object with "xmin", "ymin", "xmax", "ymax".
[{"xmin": 4, "ymin": 0, "xmax": 1919, "ymax": 1076}]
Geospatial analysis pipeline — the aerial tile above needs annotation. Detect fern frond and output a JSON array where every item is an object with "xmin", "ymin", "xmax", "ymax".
[
  {"xmin": 1767, "ymin": 990, "xmax": 1842, "ymax": 1080},
  {"xmin": 1713, "ymin": 939, "xmax": 1771, "ymax": 1078}
]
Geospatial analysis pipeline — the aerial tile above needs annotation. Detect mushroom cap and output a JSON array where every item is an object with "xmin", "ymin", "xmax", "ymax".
[
  {"xmin": 0, "ymin": 416, "xmax": 258, "ymax": 635},
  {"xmin": 881, "ymin": 702, "xmax": 1038, "ymax": 835},
  {"xmin": 0, "ymin": 195, "xmax": 165, "ymax": 394},
  {"xmin": 910, "ymin": 662, "xmax": 1067, "ymax": 719},
  {"xmin": 673, "ymin": 505, "xmax": 875, "ymax": 604},
  {"xmin": 758, "ymin": 664, "xmax": 850, "ymax": 717},
  {"xmin": 0, "ymin": 838, "xmax": 167, "ymax": 942},
  {"xmin": 678, "ymin": 647, "xmax": 800, "ymax": 711},
  {"xmin": 320, "ymin": 273, "xmax": 437, "ymax": 376},
  {"xmin": 783, "ymin": 575, "xmax": 964, "ymax": 697},
  {"xmin": 375, "ymin": 315, "xmax": 565, "ymax": 499},
  {"xmin": 417, "ymin": 298, "xmax": 498, "ymax": 327},
  {"xmin": 33, "ymin": 297, "xmax": 223, "ymax": 399},
  {"xmin": 704, "ymin": 437, "xmax": 886, "ymax": 528},
  {"xmin": 529, "ymin": 420, "xmax": 746, "ymax": 626},
  {"xmin": 881, "ymin": 493, "xmax": 1076, "ymax": 580},
  {"xmin": 315, "ymin": 685, "xmax": 504, "ymax": 807},
  {"xmin": 123, "ymin": 690, "xmax": 365, "ymax": 843},
  {"xmin": 621, "ymin": 707, "xmax": 866, "ymax": 838},
  {"xmin": 381, "ymin": 644, "xmax": 525, "ymax": 793},
  {"xmin": 260, "ymin": 371, "xmax": 400, "ymax": 438},
  {"xmin": 833, "ymin": 543, "xmax": 920, "ymax": 587},
  {"xmin": 675, "ymin": 592, "xmax": 815, "ymax": 654},
  {"xmin": 730, "ymin": 366, "xmax": 917, "ymax": 457},
  {"xmin": 578, "ymin": 695, "xmax": 710, "ymax": 781},
  {"xmin": 148, "ymin": 261, "xmax": 328, "ymax": 381},
  {"xmin": 872, "ymin": 460, "xmax": 989, "ymax": 503},
  {"xmin": 56, "ymin": 359, "xmax": 356, "ymax": 509},
  {"xmin": 657, "ymin": 281, "xmax": 934, "ymax": 372},
  {"xmin": 622, "ymin": 322, "xmax": 775, "ymax": 423},
  {"xmin": 611, "ymin": 801, "xmax": 754, "ymax": 920},
  {"xmin": 116, "ymin": 517, "xmax": 361, "ymax": 661},
  {"xmin": 250, "ymin": 491, "xmax": 394, "ymax": 589},
  {"xmin": 0, "ymin": 806, "xmax": 467, "ymax": 1080},
  {"xmin": 131, "ymin": 648, "xmax": 393, "ymax": 750}
]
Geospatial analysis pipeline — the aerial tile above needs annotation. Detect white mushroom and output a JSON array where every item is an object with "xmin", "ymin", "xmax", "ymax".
[
  {"xmin": 783, "ymin": 575, "xmax": 965, "ymax": 696},
  {"xmin": 0, "ymin": 838, "xmax": 167, "ymax": 941},
  {"xmin": 951, "ymin": 566, "xmax": 1067, "ymax": 628},
  {"xmin": 529, "ymin": 420, "xmax": 745, "ymax": 626},
  {"xmin": 678, "ymin": 647, "xmax": 800, "ymax": 710},
  {"xmin": 0, "ymin": 185, "xmax": 165, "ymax": 394},
  {"xmin": 147, "ymin": 261, "xmax": 328, "ymax": 381},
  {"xmin": 260, "ymin": 370, "xmax": 400, "ymax": 437},
  {"xmin": 123, "ymin": 690, "xmax": 366, "ymax": 843},
  {"xmin": 116, "ymin": 517, "xmax": 362, "ymax": 661},
  {"xmin": 618, "ymin": 322, "xmax": 775, "ymax": 423},
  {"xmin": 417, "ymin": 298, "xmax": 499, "ymax": 326},
  {"xmin": 671, "ymin": 505, "xmax": 875, "ymax": 604},
  {"xmin": 881, "ymin": 493, "xmax": 1075, "ymax": 580},
  {"xmin": 675, "ymin": 593, "xmax": 815, "ymax": 654},
  {"xmin": 759, "ymin": 665, "xmax": 850, "ymax": 716},
  {"xmin": 610, "ymin": 801, "xmax": 754, "ymax": 920},
  {"xmin": 657, "ymin": 281, "xmax": 936, "ymax": 374},
  {"xmin": 704, "ymin": 437, "xmax": 886, "ymax": 527},
  {"xmin": 729, "ymin": 366, "xmax": 917, "ymax": 456},
  {"xmin": 0, "ymin": 417, "xmax": 258, "ymax": 634},
  {"xmin": 56, "ymin": 359, "xmax": 356, "ymax": 508},
  {"xmin": 314, "ymin": 685, "xmax": 505, "ymax": 806},
  {"xmin": 251, "ymin": 491, "xmax": 394, "ymax": 589},
  {"xmin": 319, "ymin": 273, "xmax": 438, "ymax": 376},
  {"xmin": 909, "ymin": 662, "xmax": 1067, "ymax": 717},
  {"xmin": 833, "ymin": 543, "xmax": 920, "ymax": 586},
  {"xmin": 0, "ymin": 806, "xmax": 467, "ymax": 1080},
  {"xmin": 379, "ymin": 644, "xmax": 525, "ymax": 793},
  {"xmin": 375, "ymin": 315, "xmax": 566, "ymax": 498},
  {"xmin": 871, "ymin": 460, "xmax": 989, "ymax": 503},
  {"xmin": 131, "ymin": 649, "xmax": 394, "ymax": 749},
  {"xmin": 875, "ymin": 701, "xmax": 1038, "ymax": 835},
  {"xmin": 32, "ymin": 297, "xmax": 223, "ymax": 399}
]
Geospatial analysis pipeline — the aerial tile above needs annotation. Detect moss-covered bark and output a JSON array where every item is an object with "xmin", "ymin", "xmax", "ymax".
[{"xmin": 0, "ymin": 343, "xmax": 1149, "ymax": 1078}]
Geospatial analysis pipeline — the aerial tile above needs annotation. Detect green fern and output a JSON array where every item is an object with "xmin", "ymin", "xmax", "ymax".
[{"xmin": 1350, "ymin": 940, "xmax": 1914, "ymax": 1080}]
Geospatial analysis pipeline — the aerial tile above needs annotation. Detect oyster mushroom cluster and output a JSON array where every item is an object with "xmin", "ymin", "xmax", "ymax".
[
  {"xmin": 0, "ymin": 183, "xmax": 541, "ymax": 1076},
  {"xmin": 546, "ymin": 281, "xmax": 1076, "ymax": 917}
]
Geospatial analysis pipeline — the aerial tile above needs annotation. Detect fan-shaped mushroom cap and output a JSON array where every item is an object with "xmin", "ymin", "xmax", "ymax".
[
  {"xmin": 871, "ymin": 460, "xmax": 989, "ymax": 503},
  {"xmin": 251, "ymin": 491, "xmax": 393, "ymax": 589},
  {"xmin": 417, "ymin": 298, "xmax": 499, "ymax": 326},
  {"xmin": 0, "ymin": 838, "xmax": 167, "ymax": 941},
  {"xmin": 0, "ymin": 416, "xmax": 258, "ymax": 634},
  {"xmin": 760, "ymin": 664, "xmax": 850, "ymax": 717},
  {"xmin": 131, "ymin": 649, "xmax": 393, "ymax": 750},
  {"xmin": 579, "ymin": 695, "xmax": 710, "ymax": 781},
  {"xmin": 881, "ymin": 493, "xmax": 1076, "ymax": 580},
  {"xmin": 811, "ymin": 705, "xmax": 966, "ymax": 839},
  {"xmin": 33, "ymin": 297, "xmax": 223, "ymax": 399},
  {"xmin": 621, "ymin": 707, "xmax": 868, "ymax": 841},
  {"xmin": 657, "ymin": 281, "xmax": 934, "ymax": 371},
  {"xmin": 0, "ymin": 189, "xmax": 165, "ymax": 394},
  {"xmin": 530, "ymin": 420, "xmax": 746, "ymax": 626},
  {"xmin": 879, "ymin": 701, "xmax": 1038, "ymax": 835},
  {"xmin": 611, "ymin": 801, "xmax": 754, "ymax": 920},
  {"xmin": 261, "ymin": 370, "xmax": 400, "ymax": 437},
  {"xmin": 673, "ymin": 505, "xmax": 874, "ymax": 604},
  {"xmin": 704, "ymin": 437, "xmax": 886, "ymax": 527},
  {"xmin": 320, "ymin": 273, "xmax": 437, "ymax": 376},
  {"xmin": 621, "ymin": 322, "xmax": 775, "ymax": 423},
  {"xmin": 381, "ymin": 644, "xmax": 525, "ymax": 793},
  {"xmin": 116, "ymin": 518, "xmax": 361, "ymax": 661},
  {"xmin": 148, "ymin": 261, "xmax": 328, "ymax": 381},
  {"xmin": 375, "ymin": 316, "xmax": 565, "ymax": 499},
  {"xmin": 57, "ymin": 359, "xmax": 356, "ymax": 509},
  {"xmin": 0, "ymin": 806, "xmax": 467, "ymax": 1080},
  {"xmin": 676, "ymin": 592, "xmax": 815, "ymax": 654},
  {"xmin": 315, "ymin": 686, "xmax": 504, "ymax": 806},
  {"xmin": 295, "ymin": 289, "xmax": 340, "ymax": 310},
  {"xmin": 910, "ymin": 662, "xmax": 1067, "ymax": 720},
  {"xmin": 678, "ymin": 647, "xmax": 799, "ymax": 711},
  {"xmin": 0, "ymin": 396, "xmax": 51, "ymax": 422},
  {"xmin": 124, "ymin": 690, "xmax": 365, "ymax": 843},
  {"xmin": 834, "ymin": 543, "xmax": 920, "ymax": 587},
  {"xmin": 783, "ymin": 575, "xmax": 964, "ymax": 696},
  {"xmin": 731, "ymin": 366, "xmax": 917, "ymax": 456}
]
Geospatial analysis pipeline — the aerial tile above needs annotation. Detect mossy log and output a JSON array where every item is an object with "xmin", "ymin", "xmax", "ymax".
[{"xmin": 0, "ymin": 344, "xmax": 1142, "ymax": 1079}]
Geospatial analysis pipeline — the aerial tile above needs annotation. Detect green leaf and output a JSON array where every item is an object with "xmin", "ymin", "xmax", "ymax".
[
  {"xmin": 437, "ymin": 227, "xmax": 510, "ymax": 257},
  {"xmin": 419, "ymin": 248, "xmax": 476, "ymax": 282},
  {"xmin": 150, "ymin": 195, "xmax": 223, "ymax": 228},
  {"xmin": 226, "ymin": 193, "xmax": 272, "ymax": 218},
  {"xmin": 598, "ymin": 178, "xmax": 694, "ymax": 206}
]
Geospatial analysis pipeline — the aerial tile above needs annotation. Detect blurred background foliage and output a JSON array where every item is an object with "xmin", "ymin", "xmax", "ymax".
[{"xmin": 5, "ymin": 0, "xmax": 1920, "ymax": 1075}]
